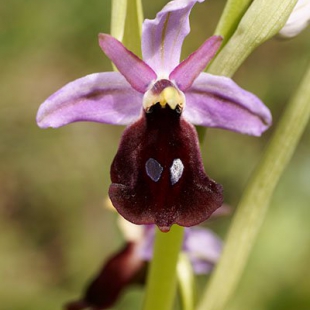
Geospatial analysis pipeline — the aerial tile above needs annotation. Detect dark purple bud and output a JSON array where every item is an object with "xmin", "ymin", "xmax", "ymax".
[
  {"xmin": 65, "ymin": 242, "xmax": 146, "ymax": 310},
  {"xmin": 109, "ymin": 103, "xmax": 223, "ymax": 232}
]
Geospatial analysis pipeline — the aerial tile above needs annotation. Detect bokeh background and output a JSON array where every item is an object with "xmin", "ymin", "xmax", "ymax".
[{"xmin": 1, "ymin": 0, "xmax": 310, "ymax": 309}]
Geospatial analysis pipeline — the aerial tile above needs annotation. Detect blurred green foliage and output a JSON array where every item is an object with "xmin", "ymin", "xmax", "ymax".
[{"xmin": 0, "ymin": 0, "xmax": 309, "ymax": 309}]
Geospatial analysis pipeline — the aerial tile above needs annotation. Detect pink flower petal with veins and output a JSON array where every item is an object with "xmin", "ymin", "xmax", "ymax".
[
  {"xmin": 170, "ymin": 35, "xmax": 222, "ymax": 91},
  {"xmin": 98, "ymin": 34, "xmax": 156, "ymax": 93}
]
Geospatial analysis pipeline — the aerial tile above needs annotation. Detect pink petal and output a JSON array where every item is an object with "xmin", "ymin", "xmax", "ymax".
[
  {"xmin": 37, "ymin": 72, "xmax": 143, "ymax": 128},
  {"xmin": 98, "ymin": 34, "xmax": 157, "ymax": 93},
  {"xmin": 142, "ymin": 0, "xmax": 204, "ymax": 76},
  {"xmin": 169, "ymin": 36, "xmax": 222, "ymax": 91},
  {"xmin": 183, "ymin": 73, "xmax": 272, "ymax": 136}
]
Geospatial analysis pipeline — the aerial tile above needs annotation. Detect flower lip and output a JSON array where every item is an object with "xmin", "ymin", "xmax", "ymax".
[
  {"xmin": 109, "ymin": 100, "xmax": 223, "ymax": 232},
  {"xmin": 143, "ymin": 79, "xmax": 186, "ymax": 113}
]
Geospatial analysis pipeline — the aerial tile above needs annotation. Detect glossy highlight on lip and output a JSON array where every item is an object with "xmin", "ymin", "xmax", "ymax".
[{"xmin": 145, "ymin": 158, "xmax": 164, "ymax": 182}]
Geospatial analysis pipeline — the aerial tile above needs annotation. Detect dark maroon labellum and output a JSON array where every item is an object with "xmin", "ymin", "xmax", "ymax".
[{"xmin": 109, "ymin": 103, "xmax": 223, "ymax": 232}]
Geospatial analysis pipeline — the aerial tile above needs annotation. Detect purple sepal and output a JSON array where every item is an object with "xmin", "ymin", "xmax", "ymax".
[
  {"xmin": 142, "ymin": 0, "xmax": 204, "ymax": 75},
  {"xmin": 98, "ymin": 34, "xmax": 157, "ymax": 93},
  {"xmin": 36, "ymin": 72, "xmax": 143, "ymax": 128},
  {"xmin": 183, "ymin": 227, "xmax": 222, "ymax": 274},
  {"xmin": 109, "ymin": 104, "xmax": 223, "ymax": 232},
  {"xmin": 183, "ymin": 73, "xmax": 272, "ymax": 136}
]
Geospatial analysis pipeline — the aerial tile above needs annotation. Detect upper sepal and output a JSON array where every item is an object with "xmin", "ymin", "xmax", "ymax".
[
  {"xmin": 142, "ymin": 0, "xmax": 204, "ymax": 75},
  {"xmin": 109, "ymin": 104, "xmax": 223, "ymax": 232}
]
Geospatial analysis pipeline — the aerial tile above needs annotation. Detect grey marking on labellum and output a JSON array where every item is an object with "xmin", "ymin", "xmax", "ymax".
[
  {"xmin": 145, "ymin": 158, "xmax": 163, "ymax": 182},
  {"xmin": 170, "ymin": 158, "xmax": 184, "ymax": 185}
]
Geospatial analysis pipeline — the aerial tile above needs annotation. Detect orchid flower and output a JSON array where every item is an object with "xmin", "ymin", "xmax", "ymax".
[
  {"xmin": 279, "ymin": 0, "xmax": 310, "ymax": 38},
  {"xmin": 65, "ymin": 219, "xmax": 222, "ymax": 310},
  {"xmin": 36, "ymin": 0, "xmax": 272, "ymax": 232}
]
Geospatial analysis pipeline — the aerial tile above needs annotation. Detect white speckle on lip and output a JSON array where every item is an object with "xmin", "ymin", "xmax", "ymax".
[{"xmin": 170, "ymin": 158, "xmax": 184, "ymax": 185}]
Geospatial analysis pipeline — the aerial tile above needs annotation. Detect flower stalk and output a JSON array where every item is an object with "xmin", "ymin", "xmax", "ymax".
[
  {"xmin": 122, "ymin": 0, "xmax": 143, "ymax": 57},
  {"xmin": 198, "ymin": 61, "xmax": 310, "ymax": 310},
  {"xmin": 143, "ymin": 225, "xmax": 184, "ymax": 310},
  {"xmin": 214, "ymin": 0, "xmax": 253, "ymax": 46},
  {"xmin": 111, "ymin": 0, "xmax": 127, "ymax": 42},
  {"xmin": 111, "ymin": 0, "xmax": 143, "ymax": 58},
  {"xmin": 177, "ymin": 253, "xmax": 196, "ymax": 310}
]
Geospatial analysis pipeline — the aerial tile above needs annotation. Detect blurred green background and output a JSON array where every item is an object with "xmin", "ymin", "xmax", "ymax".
[{"xmin": 1, "ymin": 0, "xmax": 310, "ymax": 309}]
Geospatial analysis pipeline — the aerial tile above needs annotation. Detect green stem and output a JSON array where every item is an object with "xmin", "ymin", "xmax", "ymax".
[
  {"xmin": 111, "ymin": 0, "xmax": 143, "ymax": 73},
  {"xmin": 177, "ymin": 253, "xmax": 196, "ymax": 310},
  {"xmin": 143, "ymin": 225, "xmax": 184, "ymax": 310},
  {"xmin": 111, "ymin": 0, "xmax": 127, "ymax": 41},
  {"xmin": 123, "ymin": 0, "xmax": 143, "ymax": 57},
  {"xmin": 197, "ymin": 63, "xmax": 310, "ymax": 310},
  {"xmin": 214, "ymin": 0, "xmax": 253, "ymax": 45},
  {"xmin": 209, "ymin": 0, "xmax": 298, "ymax": 77}
]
